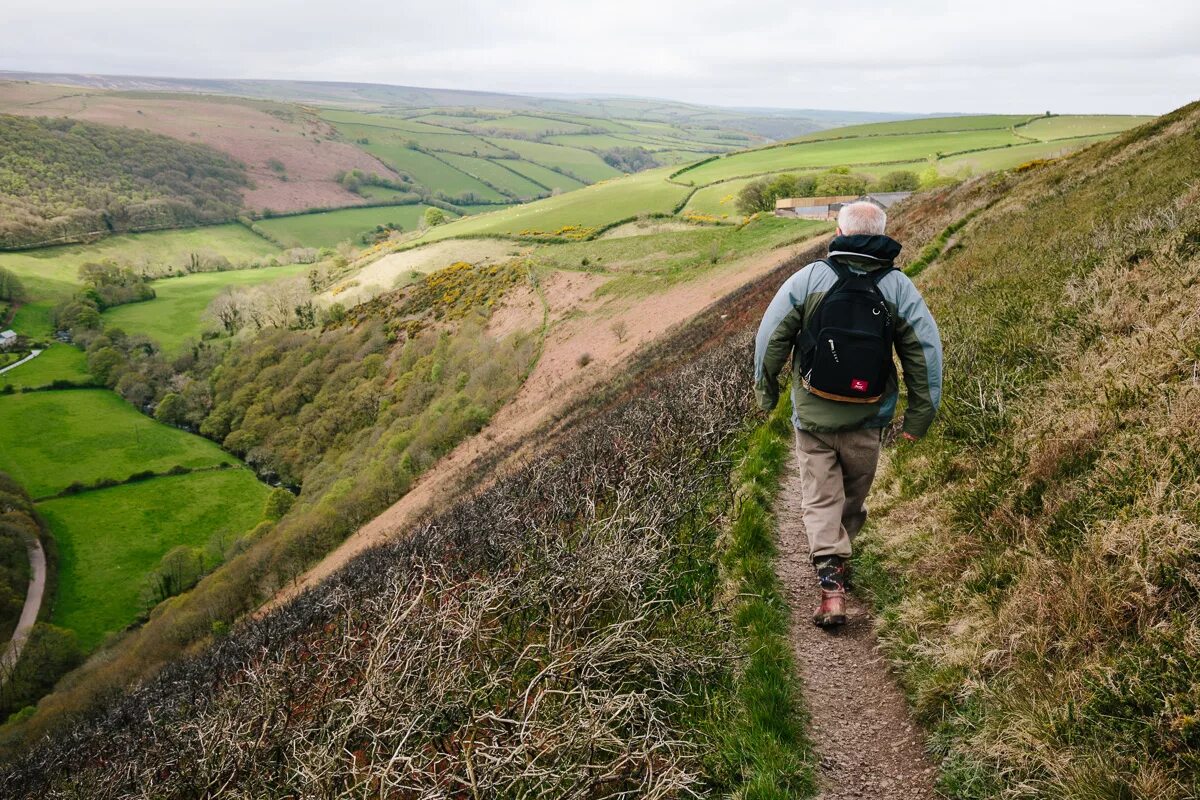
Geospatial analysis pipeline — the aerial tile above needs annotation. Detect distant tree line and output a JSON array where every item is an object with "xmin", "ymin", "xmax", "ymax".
[{"xmin": 0, "ymin": 115, "xmax": 250, "ymax": 249}]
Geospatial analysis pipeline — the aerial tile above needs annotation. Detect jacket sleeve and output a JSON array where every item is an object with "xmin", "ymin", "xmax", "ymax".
[
  {"xmin": 892, "ymin": 274, "xmax": 943, "ymax": 437},
  {"xmin": 754, "ymin": 266, "xmax": 811, "ymax": 411}
]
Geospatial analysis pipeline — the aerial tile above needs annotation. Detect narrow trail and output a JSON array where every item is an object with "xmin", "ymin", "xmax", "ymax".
[{"xmin": 775, "ymin": 449, "xmax": 939, "ymax": 799}]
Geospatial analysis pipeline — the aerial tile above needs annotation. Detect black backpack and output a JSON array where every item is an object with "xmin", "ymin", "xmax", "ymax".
[{"xmin": 796, "ymin": 259, "xmax": 896, "ymax": 403}]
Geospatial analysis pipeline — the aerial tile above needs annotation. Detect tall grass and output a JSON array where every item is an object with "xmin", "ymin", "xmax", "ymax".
[
  {"xmin": 853, "ymin": 102, "xmax": 1200, "ymax": 798},
  {"xmin": 715, "ymin": 393, "xmax": 816, "ymax": 799}
]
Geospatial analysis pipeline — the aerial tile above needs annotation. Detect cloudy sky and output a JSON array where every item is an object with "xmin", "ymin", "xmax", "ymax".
[{"xmin": 3, "ymin": 0, "xmax": 1197, "ymax": 114}]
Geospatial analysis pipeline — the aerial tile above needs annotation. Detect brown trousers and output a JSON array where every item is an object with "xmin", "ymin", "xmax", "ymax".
[{"xmin": 793, "ymin": 427, "xmax": 883, "ymax": 562}]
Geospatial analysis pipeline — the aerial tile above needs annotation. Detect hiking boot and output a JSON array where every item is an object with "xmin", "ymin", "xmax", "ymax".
[
  {"xmin": 813, "ymin": 555, "xmax": 848, "ymax": 627},
  {"xmin": 813, "ymin": 588, "xmax": 847, "ymax": 628}
]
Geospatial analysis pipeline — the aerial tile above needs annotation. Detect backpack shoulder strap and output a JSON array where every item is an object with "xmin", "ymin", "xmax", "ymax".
[{"xmin": 869, "ymin": 265, "xmax": 897, "ymax": 285}]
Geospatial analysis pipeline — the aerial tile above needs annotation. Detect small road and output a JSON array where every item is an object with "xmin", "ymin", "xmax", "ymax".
[
  {"xmin": 0, "ymin": 535, "xmax": 47, "ymax": 679},
  {"xmin": 775, "ymin": 449, "xmax": 939, "ymax": 799},
  {"xmin": 0, "ymin": 348, "xmax": 43, "ymax": 376}
]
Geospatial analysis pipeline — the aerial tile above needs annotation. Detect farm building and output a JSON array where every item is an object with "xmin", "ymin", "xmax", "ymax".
[
  {"xmin": 0, "ymin": 330, "xmax": 16, "ymax": 350},
  {"xmin": 775, "ymin": 191, "xmax": 912, "ymax": 220}
]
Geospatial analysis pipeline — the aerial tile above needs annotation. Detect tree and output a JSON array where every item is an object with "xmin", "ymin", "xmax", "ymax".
[
  {"xmin": 870, "ymin": 170, "xmax": 920, "ymax": 192},
  {"xmin": 264, "ymin": 487, "xmax": 295, "ymax": 521},
  {"xmin": 424, "ymin": 207, "xmax": 447, "ymax": 227},
  {"xmin": 735, "ymin": 179, "xmax": 771, "ymax": 215},
  {"xmin": 0, "ymin": 624, "xmax": 84, "ymax": 719},
  {"xmin": 155, "ymin": 392, "xmax": 187, "ymax": 426},
  {"xmin": 0, "ymin": 267, "xmax": 25, "ymax": 303},
  {"xmin": 143, "ymin": 546, "xmax": 206, "ymax": 607},
  {"xmin": 814, "ymin": 171, "xmax": 868, "ymax": 196}
]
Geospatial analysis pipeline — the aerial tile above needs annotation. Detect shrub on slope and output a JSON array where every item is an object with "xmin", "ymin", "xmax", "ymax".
[
  {"xmin": 0, "ymin": 115, "xmax": 249, "ymax": 248},
  {"xmin": 856, "ymin": 102, "xmax": 1200, "ymax": 797}
]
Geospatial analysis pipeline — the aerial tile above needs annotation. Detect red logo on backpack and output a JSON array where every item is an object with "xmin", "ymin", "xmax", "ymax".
[{"xmin": 850, "ymin": 378, "xmax": 869, "ymax": 393}]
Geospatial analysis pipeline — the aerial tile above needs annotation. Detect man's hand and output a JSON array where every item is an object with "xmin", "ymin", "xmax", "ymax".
[{"xmin": 900, "ymin": 432, "xmax": 920, "ymax": 442}]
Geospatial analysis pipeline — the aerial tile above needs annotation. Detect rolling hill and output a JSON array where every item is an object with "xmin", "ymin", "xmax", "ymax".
[{"xmin": 4, "ymin": 102, "xmax": 1197, "ymax": 797}]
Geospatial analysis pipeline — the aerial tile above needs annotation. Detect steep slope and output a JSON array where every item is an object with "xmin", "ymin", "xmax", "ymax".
[
  {"xmin": 0, "ymin": 235, "xmax": 826, "ymax": 797},
  {"xmin": 3, "ymin": 101, "xmax": 1194, "ymax": 797},
  {"xmin": 857, "ymin": 102, "xmax": 1200, "ymax": 797}
]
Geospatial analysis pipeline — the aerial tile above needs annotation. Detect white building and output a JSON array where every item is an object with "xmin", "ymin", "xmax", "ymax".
[{"xmin": 0, "ymin": 330, "xmax": 16, "ymax": 350}]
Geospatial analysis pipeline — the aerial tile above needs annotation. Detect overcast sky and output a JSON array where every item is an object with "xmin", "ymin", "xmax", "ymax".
[{"xmin": 2, "ymin": 0, "xmax": 1197, "ymax": 114}]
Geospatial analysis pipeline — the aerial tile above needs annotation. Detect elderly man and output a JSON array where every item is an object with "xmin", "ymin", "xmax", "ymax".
[{"xmin": 754, "ymin": 201, "xmax": 942, "ymax": 626}]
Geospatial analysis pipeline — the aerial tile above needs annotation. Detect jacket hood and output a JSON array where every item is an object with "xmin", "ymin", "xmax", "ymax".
[{"xmin": 828, "ymin": 234, "xmax": 902, "ymax": 268}]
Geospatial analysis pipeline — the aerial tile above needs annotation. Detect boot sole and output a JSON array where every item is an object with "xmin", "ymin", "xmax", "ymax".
[{"xmin": 813, "ymin": 613, "xmax": 847, "ymax": 628}]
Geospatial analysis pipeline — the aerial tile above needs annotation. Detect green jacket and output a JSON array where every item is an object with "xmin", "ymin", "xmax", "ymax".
[{"xmin": 754, "ymin": 235, "xmax": 942, "ymax": 437}]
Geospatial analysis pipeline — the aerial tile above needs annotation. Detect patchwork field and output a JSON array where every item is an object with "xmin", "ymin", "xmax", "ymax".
[
  {"xmin": 38, "ymin": 469, "xmax": 271, "ymax": 650},
  {"xmin": 0, "ymin": 81, "xmax": 390, "ymax": 213},
  {"xmin": 421, "ymin": 167, "xmax": 689, "ymax": 240},
  {"xmin": 401, "ymin": 113, "xmax": 1149, "ymax": 248},
  {"xmin": 255, "ymin": 205, "xmax": 439, "ymax": 248},
  {"xmin": 0, "ymin": 389, "xmax": 236, "ymax": 498},
  {"xmin": 102, "ymin": 263, "xmax": 312, "ymax": 351}
]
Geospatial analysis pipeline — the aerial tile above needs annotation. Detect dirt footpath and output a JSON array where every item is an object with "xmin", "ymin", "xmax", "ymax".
[{"xmin": 775, "ymin": 452, "xmax": 940, "ymax": 799}]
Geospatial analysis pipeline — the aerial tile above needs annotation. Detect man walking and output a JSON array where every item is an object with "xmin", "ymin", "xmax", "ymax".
[{"xmin": 754, "ymin": 201, "xmax": 942, "ymax": 627}]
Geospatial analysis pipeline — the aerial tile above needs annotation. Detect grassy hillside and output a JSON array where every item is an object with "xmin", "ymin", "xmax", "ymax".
[
  {"xmin": 0, "ymin": 114, "xmax": 249, "ymax": 248},
  {"xmin": 850, "ymin": 103, "xmax": 1200, "ymax": 797},
  {"xmin": 0, "ymin": 256, "xmax": 819, "ymax": 797}
]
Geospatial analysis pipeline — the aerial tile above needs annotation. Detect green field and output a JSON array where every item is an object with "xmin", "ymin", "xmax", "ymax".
[
  {"xmin": 466, "ymin": 114, "xmax": 591, "ymax": 136},
  {"xmin": 0, "ymin": 225, "xmax": 284, "ymax": 338},
  {"xmin": 319, "ymin": 109, "xmax": 452, "ymax": 134},
  {"xmin": 0, "ymin": 389, "xmax": 236, "ymax": 497},
  {"xmin": 1017, "ymin": 114, "xmax": 1154, "ymax": 140},
  {"xmin": 0, "ymin": 345, "xmax": 92, "ymax": 389},
  {"xmin": 103, "ymin": 263, "xmax": 311, "ymax": 351},
  {"xmin": 0, "ymin": 225, "xmax": 282, "ymax": 286},
  {"xmin": 678, "ymin": 129, "xmax": 1027, "ymax": 184},
  {"xmin": 385, "ymin": 131, "xmax": 510, "ymax": 157},
  {"xmin": 546, "ymin": 132, "xmax": 684, "ymax": 152},
  {"xmin": 256, "ymin": 205, "xmax": 437, "ymax": 248},
  {"xmin": 938, "ymin": 134, "xmax": 1115, "ymax": 172},
  {"xmin": 794, "ymin": 114, "xmax": 1037, "ymax": 140},
  {"xmin": 353, "ymin": 137, "xmax": 508, "ymax": 201},
  {"xmin": 438, "ymin": 154, "xmax": 549, "ymax": 199},
  {"xmin": 681, "ymin": 180, "xmax": 750, "ymax": 218},
  {"xmin": 491, "ymin": 139, "xmax": 621, "ymax": 182},
  {"xmin": 501, "ymin": 159, "xmax": 587, "ymax": 192},
  {"xmin": 39, "ymin": 469, "xmax": 271, "ymax": 649},
  {"xmin": 420, "ymin": 166, "xmax": 690, "ymax": 240}
]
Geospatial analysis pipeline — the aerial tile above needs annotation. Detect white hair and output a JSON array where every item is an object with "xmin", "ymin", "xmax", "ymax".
[{"xmin": 837, "ymin": 201, "xmax": 887, "ymax": 235}]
